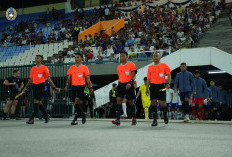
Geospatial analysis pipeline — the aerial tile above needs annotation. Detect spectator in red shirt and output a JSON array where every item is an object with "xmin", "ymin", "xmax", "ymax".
[{"xmin": 101, "ymin": 31, "xmax": 109, "ymax": 40}]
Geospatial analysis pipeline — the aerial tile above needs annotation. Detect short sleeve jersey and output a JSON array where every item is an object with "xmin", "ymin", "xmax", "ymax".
[
  {"xmin": 117, "ymin": 62, "xmax": 137, "ymax": 83},
  {"xmin": 166, "ymin": 88, "xmax": 174, "ymax": 103},
  {"xmin": 7, "ymin": 76, "xmax": 23, "ymax": 92},
  {"xmin": 67, "ymin": 64, "xmax": 90, "ymax": 86},
  {"xmin": 30, "ymin": 65, "xmax": 50, "ymax": 84},
  {"xmin": 147, "ymin": 63, "xmax": 171, "ymax": 84}
]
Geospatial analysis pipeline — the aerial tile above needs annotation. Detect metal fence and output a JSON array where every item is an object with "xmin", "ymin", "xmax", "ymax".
[
  {"xmin": 0, "ymin": 57, "xmax": 154, "ymax": 119},
  {"xmin": 0, "ymin": 63, "xmax": 74, "ymax": 118}
]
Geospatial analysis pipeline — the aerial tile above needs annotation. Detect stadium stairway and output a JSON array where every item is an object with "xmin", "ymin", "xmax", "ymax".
[
  {"xmin": 95, "ymin": 47, "xmax": 232, "ymax": 107},
  {"xmin": 196, "ymin": 3, "xmax": 232, "ymax": 54}
]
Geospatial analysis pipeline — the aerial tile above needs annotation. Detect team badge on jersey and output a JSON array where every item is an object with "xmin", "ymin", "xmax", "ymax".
[
  {"xmin": 6, "ymin": 7, "xmax": 17, "ymax": 21},
  {"xmin": 38, "ymin": 74, "xmax": 42, "ymax": 78},
  {"xmin": 78, "ymin": 74, "xmax": 82, "ymax": 78},
  {"xmin": 159, "ymin": 73, "xmax": 163, "ymax": 78},
  {"xmin": 125, "ymin": 71, "xmax": 129, "ymax": 76}
]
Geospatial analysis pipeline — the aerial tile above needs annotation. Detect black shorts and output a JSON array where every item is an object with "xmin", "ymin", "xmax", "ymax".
[
  {"xmin": 150, "ymin": 83, "xmax": 166, "ymax": 101},
  {"xmin": 116, "ymin": 83, "xmax": 135, "ymax": 100},
  {"xmin": 33, "ymin": 83, "xmax": 45, "ymax": 101},
  {"xmin": 7, "ymin": 92, "xmax": 19, "ymax": 101},
  {"xmin": 72, "ymin": 85, "xmax": 85, "ymax": 101}
]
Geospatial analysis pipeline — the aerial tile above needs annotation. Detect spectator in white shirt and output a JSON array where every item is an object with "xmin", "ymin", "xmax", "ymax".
[
  {"xmin": 109, "ymin": 53, "xmax": 116, "ymax": 60},
  {"xmin": 177, "ymin": 30, "xmax": 184, "ymax": 38},
  {"xmin": 51, "ymin": 56, "xmax": 57, "ymax": 64},
  {"xmin": 105, "ymin": 45, "xmax": 114, "ymax": 57},
  {"xmin": 67, "ymin": 47, "xmax": 75, "ymax": 58},
  {"xmin": 66, "ymin": 32, "xmax": 71, "ymax": 40},
  {"xmin": 84, "ymin": 44, "xmax": 92, "ymax": 51},
  {"xmin": 61, "ymin": 26, "xmax": 66, "ymax": 32},
  {"xmin": 105, "ymin": 7, "xmax": 110, "ymax": 20}
]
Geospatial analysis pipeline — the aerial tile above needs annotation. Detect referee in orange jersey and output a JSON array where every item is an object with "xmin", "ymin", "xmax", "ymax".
[
  {"xmin": 23, "ymin": 55, "xmax": 60, "ymax": 124},
  {"xmin": 65, "ymin": 53, "xmax": 93, "ymax": 125},
  {"xmin": 146, "ymin": 52, "xmax": 171, "ymax": 126},
  {"xmin": 112, "ymin": 51, "xmax": 137, "ymax": 126}
]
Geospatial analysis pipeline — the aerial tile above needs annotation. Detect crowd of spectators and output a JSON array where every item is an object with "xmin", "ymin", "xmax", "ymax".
[{"xmin": 0, "ymin": 0, "xmax": 224, "ymax": 62}]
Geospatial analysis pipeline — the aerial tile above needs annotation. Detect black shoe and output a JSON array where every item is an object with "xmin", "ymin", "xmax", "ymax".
[
  {"xmin": 151, "ymin": 119, "xmax": 158, "ymax": 126},
  {"xmin": 3, "ymin": 113, "xmax": 7, "ymax": 120},
  {"xmin": 44, "ymin": 117, "xmax": 49, "ymax": 123},
  {"xmin": 26, "ymin": 119, "xmax": 34, "ymax": 124},
  {"xmin": 10, "ymin": 114, "xmax": 15, "ymax": 120},
  {"xmin": 164, "ymin": 116, "xmax": 168, "ymax": 124},
  {"xmin": 71, "ymin": 120, "xmax": 78, "ymax": 125},
  {"xmin": 82, "ymin": 114, "xmax": 86, "ymax": 124}
]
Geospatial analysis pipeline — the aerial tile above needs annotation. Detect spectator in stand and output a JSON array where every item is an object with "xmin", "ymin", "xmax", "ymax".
[
  {"xmin": 0, "ymin": 0, "xmax": 223, "ymax": 61},
  {"xmin": 104, "ymin": 6, "xmax": 110, "ymax": 20},
  {"xmin": 51, "ymin": 56, "xmax": 57, "ymax": 64},
  {"xmin": 52, "ymin": 7, "xmax": 58, "ymax": 20},
  {"xmin": 67, "ymin": 47, "xmax": 75, "ymax": 58},
  {"xmin": 57, "ymin": 56, "xmax": 64, "ymax": 64},
  {"xmin": 88, "ymin": 34, "xmax": 95, "ymax": 45},
  {"xmin": 127, "ymin": 36, "xmax": 135, "ymax": 47},
  {"xmin": 94, "ymin": 33, "xmax": 100, "ymax": 41},
  {"xmin": 105, "ymin": 45, "xmax": 114, "ymax": 56},
  {"xmin": 62, "ymin": 48, "xmax": 68, "ymax": 57},
  {"xmin": 101, "ymin": 31, "xmax": 109, "ymax": 40},
  {"xmin": 109, "ymin": 53, "xmax": 116, "ymax": 60},
  {"xmin": 117, "ymin": 42, "xmax": 125, "ymax": 53}
]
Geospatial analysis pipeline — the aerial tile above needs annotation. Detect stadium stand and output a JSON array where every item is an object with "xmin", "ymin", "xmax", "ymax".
[{"xmin": 0, "ymin": 0, "xmax": 225, "ymax": 66}]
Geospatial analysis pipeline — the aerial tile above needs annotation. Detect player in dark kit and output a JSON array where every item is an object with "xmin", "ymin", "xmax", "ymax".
[
  {"xmin": 146, "ymin": 52, "xmax": 171, "ymax": 126},
  {"xmin": 65, "ymin": 53, "xmax": 93, "ymax": 125},
  {"xmin": 23, "ymin": 55, "xmax": 60, "ymax": 124},
  {"xmin": 112, "ymin": 51, "xmax": 137, "ymax": 126},
  {"xmin": 174, "ymin": 63, "xmax": 196, "ymax": 122},
  {"xmin": 3, "ymin": 70, "xmax": 24, "ymax": 120}
]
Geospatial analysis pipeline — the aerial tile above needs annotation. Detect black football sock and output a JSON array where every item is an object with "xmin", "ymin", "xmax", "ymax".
[
  {"xmin": 31, "ymin": 103, "xmax": 39, "ymax": 119},
  {"xmin": 74, "ymin": 105, "xmax": 78, "ymax": 121},
  {"xmin": 116, "ymin": 104, "xmax": 122, "ymax": 121},
  {"xmin": 38, "ymin": 105, "xmax": 48, "ymax": 118},
  {"xmin": 131, "ymin": 105, "xmax": 136, "ymax": 118},
  {"xmin": 162, "ymin": 107, "xmax": 168, "ymax": 118},
  {"xmin": 150, "ymin": 105, "xmax": 157, "ymax": 120}
]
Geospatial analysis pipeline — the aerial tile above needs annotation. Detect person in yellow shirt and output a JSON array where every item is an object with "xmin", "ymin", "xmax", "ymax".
[
  {"xmin": 136, "ymin": 77, "xmax": 151, "ymax": 119},
  {"xmin": 177, "ymin": 5, "xmax": 183, "ymax": 13}
]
